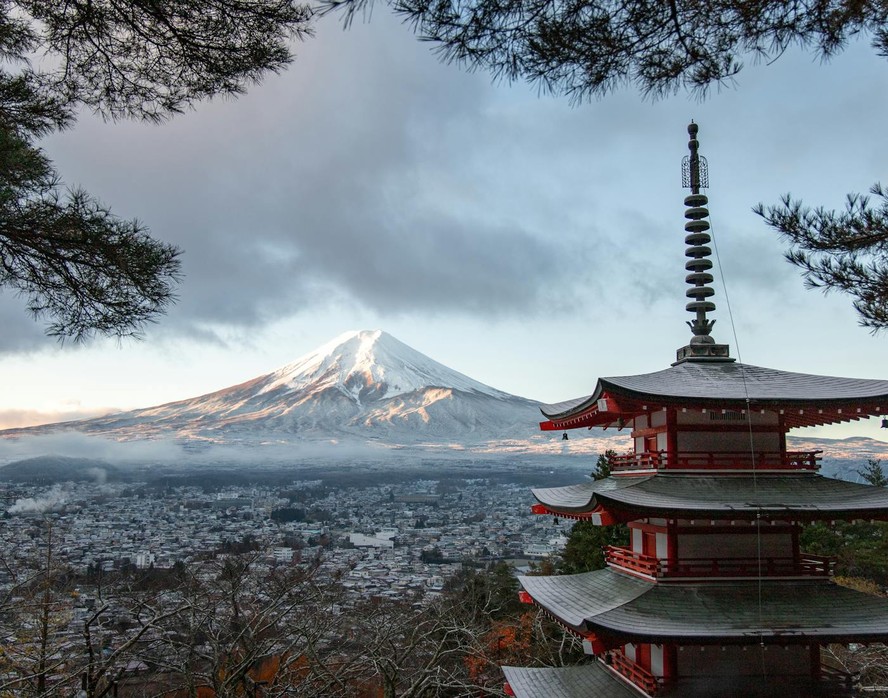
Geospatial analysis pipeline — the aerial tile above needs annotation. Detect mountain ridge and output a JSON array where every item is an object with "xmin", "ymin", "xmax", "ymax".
[{"xmin": 0, "ymin": 330, "xmax": 545, "ymax": 445}]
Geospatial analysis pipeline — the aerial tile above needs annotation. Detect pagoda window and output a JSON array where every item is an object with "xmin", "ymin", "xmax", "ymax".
[
  {"xmin": 628, "ymin": 520, "xmax": 670, "ymax": 560},
  {"xmin": 634, "ymin": 431, "xmax": 668, "ymax": 454},
  {"xmin": 642, "ymin": 531, "xmax": 657, "ymax": 557}
]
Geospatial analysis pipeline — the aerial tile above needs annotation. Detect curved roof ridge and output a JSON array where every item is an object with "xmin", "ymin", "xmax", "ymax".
[
  {"xmin": 533, "ymin": 474, "xmax": 888, "ymax": 519},
  {"xmin": 541, "ymin": 361, "xmax": 888, "ymax": 420},
  {"xmin": 519, "ymin": 569, "xmax": 888, "ymax": 643}
]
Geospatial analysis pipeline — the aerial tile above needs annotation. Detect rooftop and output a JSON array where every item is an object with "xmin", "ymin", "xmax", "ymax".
[
  {"xmin": 502, "ymin": 663, "xmax": 640, "ymax": 698},
  {"xmin": 519, "ymin": 568, "xmax": 888, "ymax": 643},
  {"xmin": 541, "ymin": 361, "xmax": 888, "ymax": 429},
  {"xmin": 531, "ymin": 473, "xmax": 888, "ymax": 520}
]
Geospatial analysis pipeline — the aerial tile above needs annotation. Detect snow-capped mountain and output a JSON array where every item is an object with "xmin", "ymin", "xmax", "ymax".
[
  {"xmin": 259, "ymin": 329, "xmax": 515, "ymax": 404},
  {"xmin": 6, "ymin": 330, "xmax": 545, "ymax": 445}
]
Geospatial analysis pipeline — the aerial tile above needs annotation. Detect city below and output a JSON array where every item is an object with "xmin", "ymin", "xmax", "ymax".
[{"xmin": 1, "ymin": 462, "xmax": 581, "ymax": 603}]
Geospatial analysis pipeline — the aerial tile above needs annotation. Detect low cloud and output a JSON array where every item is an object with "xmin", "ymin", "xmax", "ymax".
[
  {"xmin": 0, "ymin": 407, "xmax": 120, "ymax": 430},
  {"xmin": 8, "ymin": 484, "xmax": 69, "ymax": 514},
  {"xmin": 0, "ymin": 433, "xmax": 183, "ymax": 465}
]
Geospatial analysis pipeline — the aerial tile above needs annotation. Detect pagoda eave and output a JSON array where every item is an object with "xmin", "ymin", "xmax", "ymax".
[
  {"xmin": 502, "ymin": 664, "xmax": 641, "ymax": 698},
  {"xmin": 540, "ymin": 362, "xmax": 888, "ymax": 430},
  {"xmin": 532, "ymin": 474, "xmax": 888, "ymax": 522},
  {"xmin": 541, "ymin": 398, "xmax": 884, "ymax": 431},
  {"xmin": 519, "ymin": 570, "xmax": 888, "ymax": 646}
]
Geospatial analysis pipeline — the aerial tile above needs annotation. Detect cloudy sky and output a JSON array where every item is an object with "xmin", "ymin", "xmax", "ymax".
[{"xmin": 1, "ymin": 11, "xmax": 887, "ymax": 442}]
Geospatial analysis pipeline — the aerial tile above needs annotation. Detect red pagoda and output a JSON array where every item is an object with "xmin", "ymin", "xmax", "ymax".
[{"xmin": 503, "ymin": 123, "xmax": 888, "ymax": 698}]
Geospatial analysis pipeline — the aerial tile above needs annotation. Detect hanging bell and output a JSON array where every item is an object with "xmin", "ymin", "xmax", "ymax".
[
  {"xmin": 881, "ymin": 417, "xmax": 888, "ymax": 429},
  {"xmin": 562, "ymin": 432, "xmax": 569, "ymax": 441}
]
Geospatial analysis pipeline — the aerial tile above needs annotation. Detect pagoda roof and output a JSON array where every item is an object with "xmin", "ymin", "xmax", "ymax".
[
  {"xmin": 501, "ymin": 664, "xmax": 640, "ymax": 698},
  {"xmin": 519, "ymin": 569, "xmax": 888, "ymax": 643},
  {"xmin": 502, "ymin": 664, "xmax": 851, "ymax": 698},
  {"xmin": 541, "ymin": 361, "xmax": 888, "ymax": 426},
  {"xmin": 532, "ymin": 474, "xmax": 888, "ymax": 520}
]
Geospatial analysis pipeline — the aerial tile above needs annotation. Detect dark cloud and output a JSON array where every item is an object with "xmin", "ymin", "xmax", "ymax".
[
  {"xmin": 4, "ymin": 20, "xmax": 886, "ymax": 355},
  {"xmin": 0, "ymin": 12, "xmax": 590, "ymax": 354},
  {"xmin": 0, "ymin": 295, "xmax": 67, "ymax": 352}
]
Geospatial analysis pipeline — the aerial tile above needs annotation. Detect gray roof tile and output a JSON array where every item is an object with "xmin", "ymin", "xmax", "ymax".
[
  {"xmin": 520, "ymin": 569, "xmax": 888, "ymax": 642},
  {"xmin": 502, "ymin": 664, "xmax": 641, "ymax": 698},
  {"xmin": 541, "ymin": 362, "xmax": 888, "ymax": 419},
  {"xmin": 533, "ymin": 474, "xmax": 888, "ymax": 519},
  {"xmin": 518, "ymin": 569, "xmax": 650, "ymax": 629}
]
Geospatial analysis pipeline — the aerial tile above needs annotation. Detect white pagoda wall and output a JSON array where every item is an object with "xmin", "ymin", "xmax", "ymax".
[{"xmin": 650, "ymin": 644, "xmax": 664, "ymax": 677}]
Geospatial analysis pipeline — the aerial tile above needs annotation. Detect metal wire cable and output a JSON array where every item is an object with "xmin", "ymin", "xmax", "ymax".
[{"xmin": 706, "ymin": 204, "xmax": 768, "ymax": 675}]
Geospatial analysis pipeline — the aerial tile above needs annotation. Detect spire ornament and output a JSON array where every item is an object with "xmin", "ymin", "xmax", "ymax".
[{"xmin": 674, "ymin": 122, "xmax": 734, "ymax": 365}]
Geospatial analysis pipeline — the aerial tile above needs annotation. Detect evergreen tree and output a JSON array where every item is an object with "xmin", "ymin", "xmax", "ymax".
[
  {"xmin": 324, "ymin": 0, "xmax": 888, "ymax": 101},
  {"xmin": 0, "ymin": 2, "xmax": 312, "ymax": 339},
  {"xmin": 320, "ymin": 0, "xmax": 888, "ymax": 329},
  {"xmin": 755, "ymin": 192, "xmax": 888, "ymax": 332},
  {"xmin": 858, "ymin": 458, "xmax": 888, "ymax": 487},
  {"xmin": 591, "ymin": 449, "xmax": 617, "ymax": 481},
  {"xmin": 558, "ymin": 449, "xmax": 628, "ymax": 574},
  {"xmin": 801, "ymin": 520, "xmax": 888, "ymax": 586},
  {"xmin": 558, "ymin": 519, "xmax": 629, "ymax": 574}
]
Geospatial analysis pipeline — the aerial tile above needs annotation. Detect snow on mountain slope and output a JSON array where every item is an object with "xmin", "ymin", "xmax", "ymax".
[
  {"xmin": 2, "ymin": 330, "xmax": 545, "ymax": 445},
  {"xmin": 259, "ymin": 330, "xmax": 513, "ymax": 403}
]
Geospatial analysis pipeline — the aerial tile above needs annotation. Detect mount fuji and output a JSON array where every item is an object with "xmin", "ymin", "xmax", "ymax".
[{"xmin": 4, "ymin": 331, "xmax": 553, "ymax": 448}]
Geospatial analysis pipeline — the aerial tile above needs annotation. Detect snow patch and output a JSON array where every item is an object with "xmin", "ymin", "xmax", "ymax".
[{"xmin": 257, "ymin": 330, "xmax": 510, "ymax": 402}]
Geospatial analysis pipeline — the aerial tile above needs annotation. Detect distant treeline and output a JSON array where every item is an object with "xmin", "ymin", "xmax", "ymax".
[{"xmin": 2, "ymin": 458, "xmax": 588, "ymax": 490}]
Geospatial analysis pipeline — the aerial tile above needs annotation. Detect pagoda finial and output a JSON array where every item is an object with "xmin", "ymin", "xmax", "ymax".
[{"xmin": 674, "ymin": 122, "xmax": 733, "ymax": 365}]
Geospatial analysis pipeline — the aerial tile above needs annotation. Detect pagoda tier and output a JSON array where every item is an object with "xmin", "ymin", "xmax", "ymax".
[
  {"xmin": 502, "ymin": 664, "xmax": 641, "ymax": 698},
  {"xmin": 530, "ymin": 473, "xmax": 888, "ymax": 521},
  {"xmin": 519, "ymin": 570, "xmax": 888, "ymax": 644},
  {"xmin": 540, "ymin": 361, "xmax": 888, "ymax": 432},
  {"xmin": 503, "ymin": 663, "xmax": 855, "ymax": 698}
]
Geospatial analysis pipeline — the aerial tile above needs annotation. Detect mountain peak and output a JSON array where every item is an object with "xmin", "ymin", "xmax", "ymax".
[{"xmin": 260, "ymin": 329, "xmax": 506, "ymax": 403}]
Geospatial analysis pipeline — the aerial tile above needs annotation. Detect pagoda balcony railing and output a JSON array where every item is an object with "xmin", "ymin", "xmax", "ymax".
[
  {"xmin": 610, "ymin": 450, "xmax": 822, "ymax": 473},
  {"xmin": 610, "ymin": 650, "xmax": 660, "ymax": 695},
  {"xmin": 605, "ymin": 546, "xmax": 834, "ymax": 579}
]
